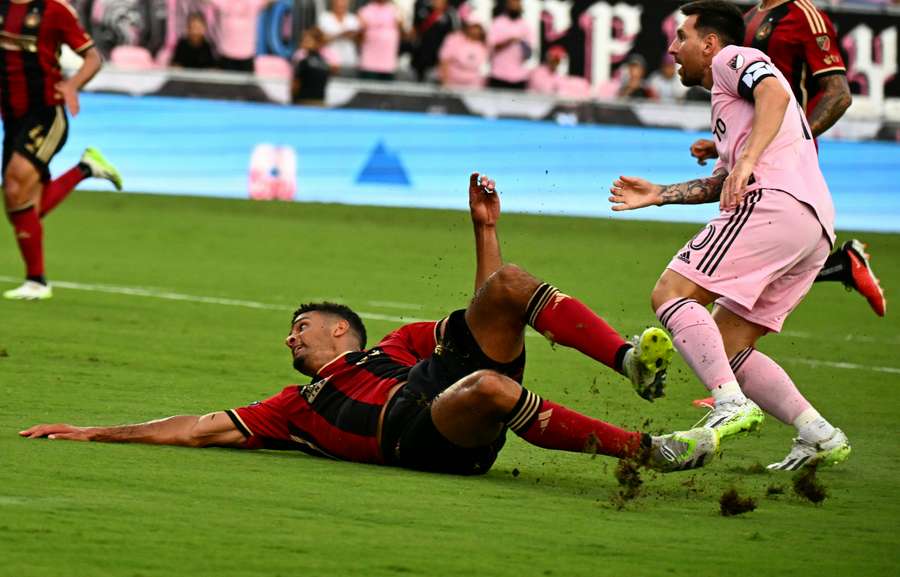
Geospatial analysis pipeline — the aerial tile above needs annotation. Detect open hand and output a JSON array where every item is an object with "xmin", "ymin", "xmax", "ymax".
[
  {"xmin": 54, "ymin": 80, "xmax": 80, "ymax": 117},
  {"xmin": 19, "ymin": 423, "xmax": 93, "ymax": 441},
  {"xmin": 609, "ymin": 175, "xmax": 663, "ymax": 211},
  {"xmin": 720, "ymin": 159, "xmax": 754, "ymax": 211}
]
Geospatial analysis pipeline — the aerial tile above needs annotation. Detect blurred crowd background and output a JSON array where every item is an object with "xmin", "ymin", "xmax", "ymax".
[{"xmin": 70, "ymin": 0, "xmax": 899, "ymax": 106}]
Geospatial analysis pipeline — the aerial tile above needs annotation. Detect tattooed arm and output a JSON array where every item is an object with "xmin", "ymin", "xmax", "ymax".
[
  {"xmin": 808, "ymin": 74, "xmax": 852, "ymax": 138},
  {"xmin": 609, "ymin": 169, "xmax": 727, "ymax": 211}
]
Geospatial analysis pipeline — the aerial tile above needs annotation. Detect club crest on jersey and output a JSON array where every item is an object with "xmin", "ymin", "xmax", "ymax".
[
  {"xmin": 300, "ymin": 377, "xmax": 329, "ymax": 403},
  {"xmin": 729, "ymin": 54, "xmax": 745, "ymax": 70},
  {"xmin": 816, "ymin": 35, "xmax": 830, "ymax": 51},
  {"xmin": 24, "ymin": 11, "xmax": 41, "ymax": 29},
  {"xmin": 755, "ymin": 21, "xmax": 773, "ymax": 41}
]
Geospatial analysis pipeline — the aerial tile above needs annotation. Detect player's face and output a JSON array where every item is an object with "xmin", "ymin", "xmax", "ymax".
[
  {"xmin": 285, "ymin": 311, "xmax": 338, "ymax": 374},
  {"xmin": 668, "ymin": 15, "xmax": 705, "ymax": 87}
]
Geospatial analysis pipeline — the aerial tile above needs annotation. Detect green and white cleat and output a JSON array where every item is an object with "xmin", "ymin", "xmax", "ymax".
[
  {"xmin": 767, "ymin": 429, "xmax": 851, "ymax": 471},
  {"xmin": 3, "ymin": 280, "xmax": 52, "ymax": 300},
  {"xmin": 698, "ymin": 398, "xmax": 764, "ymax": 440},
  {"xmin": 81, "ymin": 147, "xmax": 123, "ymax": 191},
  {"xmin": 648, "ymin": 427, "xmax": 719, "ymax": 473},
  {"xmin": 623, "ymin": 327, "xmax": 674, "ymax": 401}
]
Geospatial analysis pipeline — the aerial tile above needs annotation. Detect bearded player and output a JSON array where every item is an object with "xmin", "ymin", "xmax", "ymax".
[
  {"xmin": 690, "ymin": 0, "xmax": 885, "ymax": 319},
  {"xmin": 609, "ymin": 0, "xmax": 850, "ymax": 470}
]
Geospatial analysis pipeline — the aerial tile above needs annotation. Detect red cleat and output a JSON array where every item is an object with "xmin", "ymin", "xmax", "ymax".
[{"xmin": 843, "ymin": 239, "xmax": 886, "ymax": 317}]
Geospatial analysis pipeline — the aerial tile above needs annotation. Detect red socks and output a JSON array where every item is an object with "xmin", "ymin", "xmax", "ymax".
[
  {"xmin": 527, "ymin": 283, "xmax": 630, "ymax": 371},
  {"xmin": 9, "ymin": 206, "xmax": 44, "ymax": 279},
  {"xmin": 41, "ymin": 164, "xmax": 87, "ymax": 217},
  {"xmin": 506, "ymin": 388, "xmax": 644, "ymax": 458}
]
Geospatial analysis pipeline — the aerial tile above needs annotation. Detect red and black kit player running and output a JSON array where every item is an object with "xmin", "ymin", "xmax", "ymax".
[
  {"xmin": 690, "ymin": 0, "xmax": 885, "ymax": 318},
  {"xmin": 1, "ymin": 0, "xmax": 122, "ymax": 301}
]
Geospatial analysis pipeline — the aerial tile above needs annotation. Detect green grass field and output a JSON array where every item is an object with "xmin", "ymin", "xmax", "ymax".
[{"xmin": 2, "ymin": 191, "xmax": 898, "ymax": 577}]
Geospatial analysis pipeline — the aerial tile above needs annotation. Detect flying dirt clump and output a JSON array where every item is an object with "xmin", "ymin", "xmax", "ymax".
[{"xmin": 719, "ymin": 487, "xmax": 757, "ymax": 516}]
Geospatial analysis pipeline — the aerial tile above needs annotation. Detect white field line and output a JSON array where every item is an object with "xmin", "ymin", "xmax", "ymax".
[{"xmin": 3, "ymin": 276, "xmax": 898, "ymax": 375}]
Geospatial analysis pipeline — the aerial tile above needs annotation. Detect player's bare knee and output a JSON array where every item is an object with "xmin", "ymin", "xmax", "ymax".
[
  {"xmin": 463, "ymin": 370, "xmax": 519, "ymax": 413},
  {"xmin": 3, "ymin": 178, "xmax": 32, "ymax": 212},
  {"xmin": 485, "ymin": 264, "xmax": 540, "ymax": 307},
  {"xmin": 650, "ymin": 277, "xmax": 673, "ymax": 311}
]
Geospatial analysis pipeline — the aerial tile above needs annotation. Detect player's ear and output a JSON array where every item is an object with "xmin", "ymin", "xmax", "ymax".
[
  {"xmin": 703, "ymin": 32, "xmax": 718, "ymax": 55},
  {"xmin": 332, "ymin": 319, "xmax": 350, "ymax": 339}
]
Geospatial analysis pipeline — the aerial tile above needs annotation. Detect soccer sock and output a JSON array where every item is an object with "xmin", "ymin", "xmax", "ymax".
[
  {"xmin": 814, "ymin": 248, "xmax": 848, "ymax": 283},
  {"xmin": 40, "ymin": 164, "xmax": 89, "ymax": 217},
  {"xmin": 505, "ymin": 388, "xmax": 647, "ymax": 458},
  {"xmin": 527, "ymin": 283, "xmax": 631, "ymax": 372},
  {"xmin": 792, "ymin": 407, "xmax": 837, "ymax": 444},
  {"xmin": 656, "ymin": 297, "xmax": 746, "ymax": 403},
  {"xmin": 9, "ymin": 206, "xmax": 45, "ymax": 282},
  {"xmin": 730, "ymin": 346, "xmax": 812, "ymax": 425}
]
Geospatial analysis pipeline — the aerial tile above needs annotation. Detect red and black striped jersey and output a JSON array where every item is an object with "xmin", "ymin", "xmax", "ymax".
[
  {"xmin": 0, "ymin": 0, "xmax": 94, "ymax": 119},
  {"xmin": 743, "ymin": 0, "xmax": 845, "ymax": 117},
  {"xmin": 227, "ymin": 321, "xmax": 439, "ymax": 463}
]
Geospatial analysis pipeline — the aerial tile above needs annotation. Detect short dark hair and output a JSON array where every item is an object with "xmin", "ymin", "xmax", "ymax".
[
  {"xmin": 680, "ymin": 0, "xmax": 745, "ymax": 48},
  {"xmin": 292, "ymin": 302, "xmax": 367, "ymax": 349},
  {"xmin": 187, "ymin": 11, "xmax": 206, "ymax": 25}
]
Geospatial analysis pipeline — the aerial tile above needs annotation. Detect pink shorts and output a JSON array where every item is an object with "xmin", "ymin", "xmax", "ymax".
[{"xmin": 667, "ymin": 190, "xmax": 830, "ymax": 333}]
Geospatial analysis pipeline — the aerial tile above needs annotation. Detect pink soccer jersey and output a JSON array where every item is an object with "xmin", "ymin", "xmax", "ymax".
[{"xmin": 710, "ymin": 44, "xmax": 835, "ymax": 244}]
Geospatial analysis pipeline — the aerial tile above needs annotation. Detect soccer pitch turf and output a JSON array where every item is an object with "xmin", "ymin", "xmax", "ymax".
[{"xmin": 2, "ymin": 191, "xmax": 898, "ymax": 577}]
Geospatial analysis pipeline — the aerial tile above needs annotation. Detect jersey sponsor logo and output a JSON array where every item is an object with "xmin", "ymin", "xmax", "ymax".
[
  {"xmin": 755, "ymin": 21, "xmax": 773, "ymax": 41},
  {"xmin": 816, "ymin": 35, "xmax": 830, "ymax": 51},
  {"xmin": 741, "ymin": 61, "xmax": 774, "ymax": 90},
  {"xmin": 728, "ymin": 54, "xmax": 745, "ymax": 70},
  {"xmin": 677, "ymin": 251, "xmax": 691, "ymax": 264},
  {"xmin": 824, "ymin": 54, "xmax": 838, "ymax": 66},
  {"xmin": 0, "ymin": 31, "xmax": 39, "ymax": 53},
  {"xmin": 300, "ymin": 376, "xmax": 329, "ymax": 404}
]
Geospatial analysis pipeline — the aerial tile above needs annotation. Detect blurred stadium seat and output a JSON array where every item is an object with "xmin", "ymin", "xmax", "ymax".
[{"xmin": 254, "ymin": 55, "xmax": 293, "ymax": 79}]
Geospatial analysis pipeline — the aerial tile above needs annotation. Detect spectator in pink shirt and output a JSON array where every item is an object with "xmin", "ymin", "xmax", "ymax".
[
  {"xmin": 438, "ymin": 20, "xmax": 487, "ymax": 88},
  {"xmin": 206, "ymin": 0, "xmax": 273, "ymax": 72},
  {"xmin": 487, "ymin": 0, "xmax": 533, "ymax": 90},
  {"xmin": 528, "ymin": 45, "xmax": 591, "ymax": 99},
  {"xmin": 358, "ymin": 0, "xmax": 406, "ymax": 81}
]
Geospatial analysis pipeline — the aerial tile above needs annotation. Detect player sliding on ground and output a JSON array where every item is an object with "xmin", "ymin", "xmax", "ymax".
[
  {"xmin": 608, "ymin": 0, "xmax": 850, "ymax": 471},
  {"xmin": 22, "ymin": 172, "xmax": 718, "ymax": 476}
]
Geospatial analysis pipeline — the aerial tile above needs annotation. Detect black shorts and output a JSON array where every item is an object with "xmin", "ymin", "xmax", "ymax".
[
  {"xmin": 2, "ymin": 106, "xmax": 69, "ymax": 181},
  {"xmin": 381, "ymin": 309, "xmax": 526, "ymax": 475}
]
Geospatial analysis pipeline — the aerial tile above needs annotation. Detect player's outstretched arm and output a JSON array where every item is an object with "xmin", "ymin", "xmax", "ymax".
[
  {"xmin": 609, "ymin": 172, "xmax": 727, "ymax": 210},
  {"xmin": 469, "ymin": 172, "xmax": 502, "ymax": 292},
  {"xmin": 19, "ymin": 412, "xmax": 248, "ymax": 448}
]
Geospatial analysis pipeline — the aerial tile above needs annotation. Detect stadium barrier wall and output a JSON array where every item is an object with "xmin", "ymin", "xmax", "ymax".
[{"xmin": 59, "ymin": 93, "xmax": 900, "ymax": 233}]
